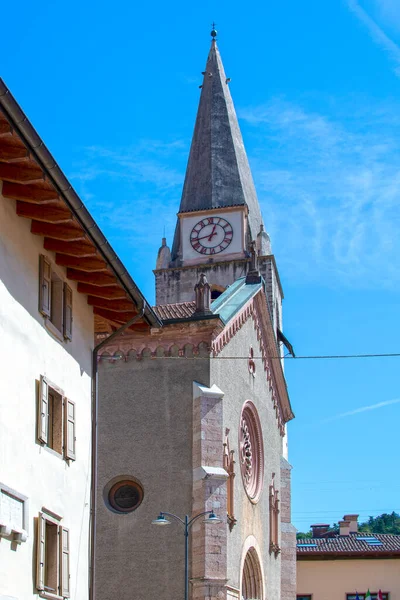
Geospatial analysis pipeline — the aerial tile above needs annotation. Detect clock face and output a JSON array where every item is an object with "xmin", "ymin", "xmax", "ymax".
[{"xmin": 190, "ymin": 217, "xmax": 234, "ymax": 255}]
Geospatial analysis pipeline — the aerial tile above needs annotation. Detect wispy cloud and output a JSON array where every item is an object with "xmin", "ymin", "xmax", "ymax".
[
  {"xmin": 239, "ymin": 98, "xmax": 400, "ymax": 289},
  {"xmin": 346, "ymin": 0, "xmax": 400, "ymax": 76},
  {"xmin": 69, "ymin": 139, "xmax": 186, "ymax": 253},
  {"xmin": 321, "ymin": 398, "xmax": 400, "ymax": 422}
]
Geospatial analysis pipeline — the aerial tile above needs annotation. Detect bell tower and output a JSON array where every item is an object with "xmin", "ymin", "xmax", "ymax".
[{"xmin": 154, "ymin": 31, "xmax": 283, "ymax": 333}]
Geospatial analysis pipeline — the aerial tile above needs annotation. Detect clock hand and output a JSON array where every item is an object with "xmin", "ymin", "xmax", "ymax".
[
  {"xmin": 193, "ymin": 230, "xmax": 219, "ymax": 241},
  {"xmin": 207, "ymin": 225, "xmax": 217, "ymax": 241}
]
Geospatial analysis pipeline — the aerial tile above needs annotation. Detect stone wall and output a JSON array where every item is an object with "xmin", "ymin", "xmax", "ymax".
[
  {"xmin": 95, "ymin": 354, "xmax": 210, "ymax": 600},
  {"xmin": 211, "ymin": 318, "xmax": 286, "ymax": 600},
  {"xmin": 154, "ymin": 259, "xmax": 249, "ymax": 305},
  {"xmin": 280, "ymin": 458, "xmax": 297, "ymax": 600}
]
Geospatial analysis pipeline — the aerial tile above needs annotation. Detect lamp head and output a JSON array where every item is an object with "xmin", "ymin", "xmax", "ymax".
[
  {"xmin": 205, "ymin": 511, "xmax": 222, "ymax": 524},
  {"xmin": 151, "ymin": 512, "xmax": 171, "ymax": 526}
]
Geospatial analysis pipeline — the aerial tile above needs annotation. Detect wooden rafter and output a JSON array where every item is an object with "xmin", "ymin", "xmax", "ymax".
[
  {"xmin": 16, "ymin": 200, "xmax": 72, "ymax": 223},
  {"xmin": 0, "ymin": 140, "xmax": 28, "ymax": 162},
  {"xmin": 31, "ymin": 220, "xmax": 85, "ymax": 241},
  {"xmin": 87, "ymin": 297, "xmax": 135, "ymax": 312},
  {"xmin": 66, "ymin": 269, "xmax": 117, "ymax": 286},
  {"xmin": 55, "ymin": 254, "xmax": 107, "ymax": 272},
  {"xmin": 93, "ymin": 307, "xmax": 138, "ymax": 323},
  {"xmin": 0, "ymin": 123, "xmax": 12, "ymax": 136},
  {"xmin": 0, "ymin": 161, "xmax": 44, "ymax": 184},
  {"xmin": 3, "ymin": 181, "xmax": 59, "ymax": 203},
  {"xmin": 77, "ymin": 283, "xmax": 127, "ymax": 299},
  {"xmin": 43, "ymin": 238, "xmax": 96, "ymax": 257}
]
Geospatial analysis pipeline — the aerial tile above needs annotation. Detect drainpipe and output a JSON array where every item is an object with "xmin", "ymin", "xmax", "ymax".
[{"xmin": 89, "ymin": 304, "xmax": 146, "ymax": 600}]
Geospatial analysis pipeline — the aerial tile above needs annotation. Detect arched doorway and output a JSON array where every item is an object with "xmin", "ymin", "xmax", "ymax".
[{"xmin": 241, "ymin": 547, "xmax": 263, "ymax": 600}]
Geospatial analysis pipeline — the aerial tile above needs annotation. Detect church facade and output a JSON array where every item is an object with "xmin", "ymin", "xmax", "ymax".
[{"xmin": 94, "ymin": 34, "xmax": 296, "ymax": 600}]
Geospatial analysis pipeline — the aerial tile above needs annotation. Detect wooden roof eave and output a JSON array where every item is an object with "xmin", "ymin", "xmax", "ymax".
[{"xmin": 0, "ymin": 78, "xmax": 161, "ymax": 330}]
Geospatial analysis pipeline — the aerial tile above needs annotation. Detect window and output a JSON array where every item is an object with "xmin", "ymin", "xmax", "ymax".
[
  {"xmin": 0, "ymin": 482, "xmax": 28, "ymax": 542},
  {"xmin": 39, "ymin": 255, "xmax": 72, "ymax": 341},
  {"xmin": 347, "ymin": 595, "xmax": 388, "ymax": 600},
  {"xmin": 223, "ymin": 429, "xmax": 236, "ymax": 530},
  {"xmin": 269, "ymin": 473, "xmax": 280, "ymax": 555},
  {"xmin": 239, "ymin": 401, "xmax": 264, "ymax": 503},
  {"xmin": 297, "ymin": 596, "xmax": 312, "ymax": 600},
  {"xmin": 38, "ymin": 376, "xmax": 76, "ymax": 461},
  {"xmin": 36, "ymin": 511, "xmax": 70, "ymax": 599},
  {"xmin": 108, "ymin": 479, "xmax": 144, "ymax": 513}
]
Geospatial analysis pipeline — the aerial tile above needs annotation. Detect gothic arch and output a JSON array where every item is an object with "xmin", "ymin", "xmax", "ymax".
[{"xmin": 240, "ymin": 537, "xmax": 264, "ymax": 600}]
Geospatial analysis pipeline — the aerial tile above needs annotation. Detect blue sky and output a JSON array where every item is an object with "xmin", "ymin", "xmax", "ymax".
[{"xmin": 2, "ymin": 0, "xmax": 400, "ymax": 531}]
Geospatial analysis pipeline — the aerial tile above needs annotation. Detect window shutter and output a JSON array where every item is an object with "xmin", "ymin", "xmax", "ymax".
[
  {"xmin": 38, "ymin": 376, "xmax": 49, "ymax": 444},
  {"xmin": 39, "ymin": 255, "xmax": 51, "ymax": 317},
  {"xmin": 36, "ymin": 512, "xmax": 46, "ymax": 591},
  {"xmin": 64, "ymin": 399, "xmax": 76, "ymax": 460},
  {"xmin": 59, "ymin": 526, "xmax": 71, "ymax": 598},
  {"xmin": 63, "ymin": 283, "xmax": 73, "ymax": 341}
]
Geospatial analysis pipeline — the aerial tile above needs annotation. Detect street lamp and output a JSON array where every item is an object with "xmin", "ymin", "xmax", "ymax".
[{"xmin": 151, "ymin": 510, "xmax": 222, "ymax": 600}]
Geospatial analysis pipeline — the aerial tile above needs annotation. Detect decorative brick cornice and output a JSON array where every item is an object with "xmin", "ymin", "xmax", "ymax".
[
  {"xmin": 97, "ymin": 288, "xmax": 294, "ymax": 432},
  {"xmin": 211, "ymin": 291, "xmax": 294, "ymax": 434}
]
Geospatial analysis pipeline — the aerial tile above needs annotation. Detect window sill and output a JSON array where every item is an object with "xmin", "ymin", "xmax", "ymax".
[
  {"xmin": 44, "ymin": 319, "xmax": 65, "ymax": 343},
  {"xmin": 39, "ymin": 592, "xmax": 63, "ymax": 600},
  {"xmin": 42, "ymin": 445, "xmax": 64, "ymax": 461}
]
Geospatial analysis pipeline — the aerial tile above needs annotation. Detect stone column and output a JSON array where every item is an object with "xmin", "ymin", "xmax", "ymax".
[
  {"xmin": 280, "ymin": 457, "xmax": 297, "ymax": 600},
  {"xmin": 192, "ymin": 382, "xmax": 229, "ymax": 600}
]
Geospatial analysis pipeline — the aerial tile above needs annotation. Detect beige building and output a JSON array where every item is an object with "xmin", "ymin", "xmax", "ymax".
[
  {"xmin": 297, "ymin": 515, "xmax": 400, "ymax": 600},
  {"xmin": 0, "ymin": 80, "xmax": 158, "ymax": 600}
]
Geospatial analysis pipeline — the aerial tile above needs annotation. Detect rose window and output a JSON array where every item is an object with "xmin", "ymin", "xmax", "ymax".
[{"xmin": 239, "ymin": 401, "xmax": 264, "ymax": 502}]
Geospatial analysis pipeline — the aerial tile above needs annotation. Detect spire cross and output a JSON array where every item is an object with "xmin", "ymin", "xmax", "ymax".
[{"xmin": 211, "ymin": 22, "xmax": 217, "ymax": 39}]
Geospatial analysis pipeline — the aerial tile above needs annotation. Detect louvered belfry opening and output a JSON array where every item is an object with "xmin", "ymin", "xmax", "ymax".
[{"xmin": 242, "ymin": 547, "xmax": 263, "ymax": 600}]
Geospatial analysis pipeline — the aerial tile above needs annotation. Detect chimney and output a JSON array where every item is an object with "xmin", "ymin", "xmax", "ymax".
[
  {"xmin": 343, "ymin": 514, "xmax": 359, "ymax": 533},
  {"xmin": 339, "ymin": 520, "xmax": 351, "ymax": 536},
  {"xmin": 194, "ymin": 274, "xmax": 212, "ymax": 315},
  {"xmin": 310, "ymin": 524, "xmax": 330, "ymax": 538}
]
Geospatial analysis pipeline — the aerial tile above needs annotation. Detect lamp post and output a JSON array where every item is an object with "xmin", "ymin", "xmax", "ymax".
[{"xmin": 152, "ymin": 510, "xmax": 222, "ymax": 600}]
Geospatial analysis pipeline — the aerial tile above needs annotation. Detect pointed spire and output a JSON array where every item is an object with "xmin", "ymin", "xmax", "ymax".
[
  {"xmin": 156, "ymin": 237, "xmax": 171, "ymax": 269},
  {"xmin": 194, "ymin": 273, "xmax": 212, "ymax": 315},
  {"xmin": 171, "ymin": 37, "xmax": 263, "ymax": 261}
]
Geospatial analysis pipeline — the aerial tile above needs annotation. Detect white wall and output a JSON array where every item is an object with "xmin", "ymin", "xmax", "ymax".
[{"xmin": 0, "ymin": 188, "xmax": 93, "ymax": 600}]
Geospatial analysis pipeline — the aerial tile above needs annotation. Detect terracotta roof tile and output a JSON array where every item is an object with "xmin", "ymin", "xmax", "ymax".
[
  {"xmin": 297, "ymin": 533, "xmax": 400, "ymax": 556},
  {"xmin": 153, "ymin": 302, "xmax": 196, "ymax": 321}
]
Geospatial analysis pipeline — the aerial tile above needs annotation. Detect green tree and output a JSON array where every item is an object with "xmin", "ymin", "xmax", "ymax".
[
  {"xmin": 359, "ymin": 512, "xmax": 400, "ymax": 534},
  {"xmin": 296, "ymin": 512, "xmax": 400, "ymax": 540}
]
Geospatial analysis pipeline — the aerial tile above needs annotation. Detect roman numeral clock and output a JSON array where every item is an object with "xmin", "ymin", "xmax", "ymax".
[{"xmin": 190, "ymin": 217, "xmax": 233, "ymax": 255}]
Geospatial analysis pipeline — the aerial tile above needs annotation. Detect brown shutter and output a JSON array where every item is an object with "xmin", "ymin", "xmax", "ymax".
[
  {"xmin": 59, "ymin": 526, "xmax": 71, "ymax": 598},
  {"xmin": 39, "ymin": 255, "xmax": 51, "ymax": 317},
  {"xmin": 63, "ymin": 283, "xmax": 73, "ymax": 341},
  {"xmin": 38, "ymin": 376, "xmax": 49, "ymax": 444},
  {"xmin": 36, "ymin": 512, "xmax": 46, "ymax": 591},
  {"xmin": 64, "ymin": 399, "xmax": 76, "ymax": 460}
]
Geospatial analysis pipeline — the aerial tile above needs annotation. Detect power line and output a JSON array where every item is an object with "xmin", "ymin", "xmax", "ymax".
[{"xmin": 102, "ymin": 353, "xmax": 400, "ymax": 361}]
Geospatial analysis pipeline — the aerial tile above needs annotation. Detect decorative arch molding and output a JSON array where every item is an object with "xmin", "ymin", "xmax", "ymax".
[
  {"xmin": 211, "ymin": 295, "xmax": 287, "ymax": 435},
  {"xmin": 239, "ymin": 536, "xmax": 265, "ymax": 600},
  {"xmin": 97, "ymin": 341, "xmax": 211, "ymax": 362}
]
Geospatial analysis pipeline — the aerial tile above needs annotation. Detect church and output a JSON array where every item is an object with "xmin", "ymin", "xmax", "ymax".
[{"xmin": 94, "ymin": 31, "xmax": 296, "ymax": 600}]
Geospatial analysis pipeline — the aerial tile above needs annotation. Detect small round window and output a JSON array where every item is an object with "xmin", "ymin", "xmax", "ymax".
[{"xmin": 108, "ymin": 480, "xmax": 143, "ymax": 513}]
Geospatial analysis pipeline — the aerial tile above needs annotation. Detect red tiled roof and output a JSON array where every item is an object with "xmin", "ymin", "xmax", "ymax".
[
  {"xmin": 153, "ymin": 302, "xmax": 196, "ymax": 321},
  {"xmin": 297, "ymin": 533, "xmax": 400, "ymax": 558}
]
